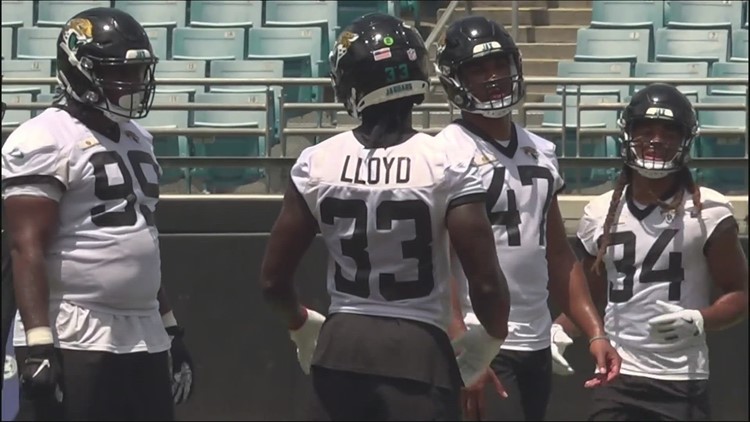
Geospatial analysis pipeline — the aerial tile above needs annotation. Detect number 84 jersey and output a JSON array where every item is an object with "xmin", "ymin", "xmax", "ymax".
[
  {"xmin": 577, "ymin": 186, "xmax": 735, "ymax": 380},
  {"xmin": 1, "ymin": 108, "xmax": 162, "ymax": 314},
  {"xmin": 440, "ymin": 121, "xmax": 565, "ymax": 351}
]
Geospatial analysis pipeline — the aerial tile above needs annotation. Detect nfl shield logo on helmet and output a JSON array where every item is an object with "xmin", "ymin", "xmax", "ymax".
[{"xmin": 407, "ymin": 48, "xmax": 417, "ymax": 61}]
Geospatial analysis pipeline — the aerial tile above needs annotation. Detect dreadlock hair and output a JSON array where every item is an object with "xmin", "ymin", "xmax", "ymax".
[{"xmin": 591, "ymin": 166, "xmax": 703, "ymax": 275}]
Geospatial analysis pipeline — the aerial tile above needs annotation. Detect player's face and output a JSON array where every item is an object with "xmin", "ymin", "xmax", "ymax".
[
  {"xmin": 629, "ymin": 119, "xmax": 683, "ymax": 162},
  {"xmin": 96, "ymin": 63, "xmax": 152, "ymax": 110},
  {"xmin": 459, "ymin": 54, "xmax": 513, "ymax": 102}
]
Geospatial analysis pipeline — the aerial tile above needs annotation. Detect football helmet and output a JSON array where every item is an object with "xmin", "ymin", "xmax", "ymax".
[
  {"xmin": 619, "ymin": 83, "xmax": 698, "ymax": 179},
  {"xmin": 56, "ymin": 7, "xmax": 158, "ymax": 122},
  {"xmin": 329, "ymin": 13, "xmax": 429, "ymax": 119},
  {"xmin": 436, "ymin": 16, "xmax": 525, "ymax": 119}
]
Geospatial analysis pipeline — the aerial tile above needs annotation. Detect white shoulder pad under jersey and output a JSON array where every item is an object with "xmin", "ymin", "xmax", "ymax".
[
  {"xmin": 577, "ymin": 185, "xmax": 735, "ymax": 380},
  {"xmin": 440, "ymin": 122, "xmax": 564, "ymax": 351},
  {"xmin": 291, "ymin": 130, "xmax": 486, "ymax": 332},
  {"xmin": 2, "ymin": 108, "xmax": 162, "ymax": 315}
]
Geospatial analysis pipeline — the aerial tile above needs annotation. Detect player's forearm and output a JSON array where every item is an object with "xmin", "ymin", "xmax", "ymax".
[
  {"xmin": 551, "ymin": 258, "xmax": 605, "ymax": 339},
  {"xmin": 468, "ymin": 271, "xmax": 510, "ymax": 340},
  {"xmin": 260, "ymin": 276, "xmax": 308, "ymax": 330},
  {"xmin": 11, "ymin": 247, "xmax": 51, "ymax": 331},
  {"xmin": 157, "ymin": 285, "xmax": 172, "ymax": 315},
  {"xmin": 553, "ymin": 313, "xmax": 583, "ymax": 338},
  {"xmin": 700, "ymin": 291, "xmax": 749, "ymax": 331}
]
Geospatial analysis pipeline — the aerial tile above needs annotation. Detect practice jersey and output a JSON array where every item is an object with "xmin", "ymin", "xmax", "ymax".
[
  {"xmin": 291, "ymin": 131, "xmax": 486, "ymax": 332},
  {"xmin": 577, "ymin": 185, "xmax": 735, "ymax": 380},
  {"xmin": 2, "ymin": 107, "xmax": 169, "ymax": 353},
  {"xmin": 441, "ymin": 121, "xmax": 565, "ymax": 351}
]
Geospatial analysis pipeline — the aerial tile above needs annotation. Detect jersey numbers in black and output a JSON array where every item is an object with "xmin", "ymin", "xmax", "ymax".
[
  {"xmin": 320, "ymin": 198, "xmax": 434, "ymax": 301},
  {"xmin": 486, "ymin": 165, "xmax": 555, "ymax": 246},
  {"xmin": 606, "ymin": 229, "xmax": 684, "ymax": 303},
  {"xmin": 89, "ymin": 150, "xmax": 160, "ymax": 227}
]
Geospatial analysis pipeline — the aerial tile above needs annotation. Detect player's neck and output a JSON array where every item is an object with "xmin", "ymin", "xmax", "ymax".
[
  {"xmin": 461, "ymin": 113, "xmax": 512, "ymax": 141},
  {"xmin": 631, "ymin": 172, "xmax": 681, "ymax": 204}
]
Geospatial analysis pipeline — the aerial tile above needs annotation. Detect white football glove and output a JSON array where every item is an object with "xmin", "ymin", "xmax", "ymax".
[
  {"xmin": 550, "ymin": 323, "xmax": 575, "ymax": 376},
  {"xmin": 452, "ymin": 313, "xmax": 504, "ymax": 386},
  {"xmin": 647, "ymin": 300, "xmax": 704, "ymax": 343},
  {"xmin": 289, "ymin": 309, "xmax": 326, "ymax": 375}
]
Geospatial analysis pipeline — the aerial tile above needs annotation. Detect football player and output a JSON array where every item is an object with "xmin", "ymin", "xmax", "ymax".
[
  {"xmin": 260, "ymin": 13, "xmax": 511, "ymax": 421},
  {"xmin": 435, "ymin": 16, "xmax": 622, "ymax": 421},
  {"xmin": 1, "ymin": 8, "xmax": 194, "ymax": 420},
  {"xmin": 552, "ymin": 83, "xmax": 749, "ymax": 420}
]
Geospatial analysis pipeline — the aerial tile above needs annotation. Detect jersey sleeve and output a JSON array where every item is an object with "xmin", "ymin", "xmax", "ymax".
[
  {"xmin": 576, "ymin": 201, "xmax": 601, "ymax": 257},
  {"xmin": 700, "ymin": 193, "xmax": 737, "ymax": 254},
  {"xmin": 1, "ymin": 123, "xmax": 69, "ymax": 195},
  {"xmin": 539, "ymin": 139, "xmax": 565, "ymax": 194},
  {"xmin": 443, "ymin": 138, "xmax": 487, "ymax": 210}
]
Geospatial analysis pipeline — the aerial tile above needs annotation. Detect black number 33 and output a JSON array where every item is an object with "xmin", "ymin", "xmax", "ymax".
[{"xmin": 89, "ymin": 151, "xmax": 160, "ymax": 227}]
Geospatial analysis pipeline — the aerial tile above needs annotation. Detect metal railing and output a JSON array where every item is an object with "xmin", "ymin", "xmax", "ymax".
[{"xmin": 3, "ymin": 76, "xmax": 748, "ymax": 171}]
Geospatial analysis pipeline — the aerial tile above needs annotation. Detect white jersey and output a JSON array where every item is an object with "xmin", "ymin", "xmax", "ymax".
[
  {"xmin": 577, "ymin": 185, "xmax": 735, "ymax": 380},
  {"xmin": 440, "ymin": 121, "xmax": 565, "ymax": 351},
  {"xmin": 2, "ymin": 107, "xmax": 169, "ymax": 353},
  {"xmin": 291, "ymin": 131, "xmax": 486, "ymax": 332}
]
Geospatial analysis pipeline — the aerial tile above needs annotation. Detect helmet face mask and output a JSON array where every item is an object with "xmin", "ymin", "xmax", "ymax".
[
  {"xmin": 436, "ymin": 17, "xmax": 525, "ymax": 119},
  {"xmin": 329, "ymin": 13, "xmax": 430, "ymax": 120},
  {"xmin": 57, "ymin": 9, "xmax": 158, "ymax": 122},
  {"xmin": 619, "ymin": 84, "xmax": 699, "ymax": 179}
]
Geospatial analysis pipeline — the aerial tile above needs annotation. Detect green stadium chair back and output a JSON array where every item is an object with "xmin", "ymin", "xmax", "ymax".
[
  {"xmin": 114, "ymin": 0, "xmax": 186, "ymax": 27},
  {"xmin": 138, "ymin": 92, "xmax": 192, "ymax": 185},
  {"xmin": 695, "ymin": 95, "xmax": 747, "ymax": 192},
  {"xmin": 731, "ymin": 29, "xmax": 749, "ymax": 61},
  {"xmin": 16, "ymin": 27, "xmax": 59, "ymax": 60},
  {"xmin": 189, "ymin": 0, "xmax": 262, "ymax": 29},
  {"xmin": 655, "ymin": 28, "xmax": 730, "ymax": 63},
  {"xmin": 709, "ymin": 62, "xmax": 749, "ymax": 95},
  {"xmin": 1, "ymin": 92, "xmax": 33, "ymax": 127},
  {"xmin": 37, "ymin": 1, "xmax": 112, "ymax": 27},
  {"xmin": 574, "ymin": 28, "xmax": 653, "ymax": 64},
  {"xmin": 590, "ymin": 0, "xmax": 664, "ymax": 30},
  {"xmin": 145, "ymin": 27, "xmax": 168, "ymax": 60},
  {"xmin": 2, "ymin": 27, "xmax": 15, "ymax": 59},
  {"xmin": 172, "ymin": 27, "xmax": 245, "ymax": 61},
  {"xmin": 2, "ymin": 59, "xmax": 53, "ymax": 94},
  {"xmin": 634, "ymin": 61, "xmax": 709, "ymax": 100},
  {"xmin": 337, "ymin": 1, "xmax": 390, "ymax": 30},
  {"xmin": 155, "ymin": 59, "xmax": 207, "ymax": 95},
  {"xmin": 1, "ymin": 0, "xmax": 34, "ymax": 27},
  {"xmin": 666, "ymin": 1, "xmax": 744, "ymax": 31},
  {"xmin": 556, "ymin": 60, "xmax": 631, "ymax": 101}
]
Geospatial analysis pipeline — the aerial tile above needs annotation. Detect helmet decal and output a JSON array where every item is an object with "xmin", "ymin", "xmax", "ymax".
[{"xmin": 63, "ymin": 18, "xmax": 94, "ymax": 53}]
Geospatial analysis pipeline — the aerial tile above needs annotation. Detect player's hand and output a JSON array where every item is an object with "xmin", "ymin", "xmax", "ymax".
[
  {"xmin": 583, "ymin": 337, "xmax": 621, "ymax": 389},
  {"xmin": 19, "ymin": 328, "xmax": 63, "ymax": 403},
  {"xmin": 461, "ymin": 368, "xmax": 507, "ymax": 421},
  {"xmin": 452, "ymin": 313, "xmax": 504, "ymax": 387},
  {"xmin": 166, "ymin": 325, "xmax": 194, "ymax": 404},
  {"xmin": 647, "ymin": 300, "xmax": 704, "ymax": 343},
  {"xmin": 550, "ymin": 323, "xmax": 575, "ymax": 376},
  {"xmin": 289, "ymin": 308, "xmax": 325, "ymax": 375}
]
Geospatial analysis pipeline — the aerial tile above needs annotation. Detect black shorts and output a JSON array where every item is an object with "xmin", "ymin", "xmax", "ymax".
[
  {"xmin": 308, "ymin": 366, "xmax": 460, "ymax": 421},
  {"xmin": 14, "ymin": 347, "xmax": 173, "ymax": 421},
  {"xmin": 589, "ymin": 373, "xmax": 710, "ymax": 421},
  {"xmin": 484, "ymin": 347, "xmax": 553, "ymax": 421}
]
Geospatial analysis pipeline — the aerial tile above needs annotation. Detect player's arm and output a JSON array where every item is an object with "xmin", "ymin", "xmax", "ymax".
[
  {"xmin": 260, "ymin": 180, "xmax": 318, "ymax": 330},
  {"xmin": 553, "ymin": 250, "xmax": 607, "ymax": 338},
  {"xmin": 702, "ymin": 217, "xmax": 749, "ymax": 330},
  {"xmin": 546, "ymin": 197, "xmax": 605, "ymax": 339}
]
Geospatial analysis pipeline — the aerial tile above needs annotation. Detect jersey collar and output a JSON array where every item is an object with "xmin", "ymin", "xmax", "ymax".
[
  {"xmin": 625, "ymin": 182, "xmax": 683, "ymax": 221},
  {"xmin": 454, "ymin": 119, "xmax": 518, "ymax": 159}
]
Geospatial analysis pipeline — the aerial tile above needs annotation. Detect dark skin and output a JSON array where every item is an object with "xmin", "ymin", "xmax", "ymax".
[
  {"xmin": 260, "ymin": 178, "xmax": 511, "ymax": 339},
  {"xmin": 456, "ymin": 53, "xmax": 620, "ymax": 419},
  {"xmin": 556, "ymin": 120, "xmax": 749, "ymax": 336}
]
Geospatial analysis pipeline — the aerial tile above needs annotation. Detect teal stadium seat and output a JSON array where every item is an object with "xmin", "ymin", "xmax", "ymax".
[
  {"xmin": 1, "ymin": 92, "xmax": 33, "ymax": 128},
  {"xmin": 590, "ymin": 0, "xmax": 664, "ymax": 31},
  {"xmin": 655, "ymin": 28, "xmax": 729, "ymax": 63},
  {"xmin": 16, "ymin": 27, "xmax": 59, "ymax": 60},
  {"xmin": 36, "ymin": 1, "xmax": 112, "ymax": 27},
  {"xmin": 264, "ymin": 1, "xmax": 338, "ymax": 76},
  {"xmin": 189, "ymin": 0, "xmax": 262, "ymax": 29},
  {"xmin": 542, "ymin": 94, "xmax": 621, "ymax": 189},
  {"xmin": 574, "ymin": 28, "xmax": 653, "ymax": 64},
  {"xmin": 1, "ymin": 59, "xmax": 53, "ymax": 95},
  {"xmin": 695, "ymin": 95, "xmax": 747, "ymax": 192},
  {"xmin": 634, "ymin": 62, "xmax": 708, "ymax": 101},
  {"xmin": 666, "ymin": 0, "xmax": 744, "ymax": 31},
  {"xmin": 731, "ymin": 29, "xmax": 748, "ymax": 61},
  {"xmin": 145, "ymin": 27, "xmax": 168, "ymax": 60},
  {"xmin": 556, "ymin": 60, "xmax": 631, "ymax": 101},
  {"xmin": 138, "ymin": 92, "xmax": 192, "ymax": 186},
  {"xmin": 1, "ymin": 0, "xmax": 33, "ymax": 27},
  {"xmin": 172, "ymin": 27, "xmax": 245, "ymax": 61},
  {"xmin": 710, "ymin": 62, "xmax": 749, "ymax": 95},
  {"xmin": 154, "ymin": 59, "xmax": 207, "ymax": 95},
  {"xmin": 2, "ymin": 27, "xmax": 14, "ymax": 59},
  {"xmin": 192, "ymin": 92, "xmax": 270, "ymax": 192},
  {"xmin": 114, "ymin": 0, "xmax": 186, "ymax": 28},
  {"xmin": 337, "ymin": 1, "xmax": 391, "ymax": 30}
]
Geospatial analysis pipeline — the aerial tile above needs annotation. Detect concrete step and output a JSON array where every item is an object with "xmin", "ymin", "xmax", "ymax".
[
  {"xmin": 438, "ymin": 7, "xmax": 592, "ymax": 26},
  {"xmin": 517, "ymin": 43, "xmax": 576, "ymax": 60},
  {"xmin": 515, "ymin": 25, "xmax": 580, "ymax": 43},
  {"xmin": 523, "ymin": 58, "xmax": 560, "ymax": 76},
  {"xmin": 466, "ymin": 0, "xmax": 592, "ymax": 8}
]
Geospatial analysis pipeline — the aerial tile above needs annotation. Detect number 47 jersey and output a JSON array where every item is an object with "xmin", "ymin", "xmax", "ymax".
[
  {"xmin": 291, "ymin": 131, "xmax": 486, "ymax": 331},
  {"xmin": 1, "ymin": 107, "xmax": 162, "ymax": 314}
]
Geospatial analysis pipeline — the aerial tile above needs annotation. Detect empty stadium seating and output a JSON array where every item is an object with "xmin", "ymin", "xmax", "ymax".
[
  {"xmin": 696, "ymin": 95, "xmax": 747, "ymax": 192},
  {"xmin": 556, "ymin": 60, "xmax": 631, "ymax": 100},
  {"xmin": 37, "ymin": 1, "xmax": 111, "ymax": 27},
  {"xmin": 1, "ymin": 0, "xmax": 33, "ymax": 27},
  {"xmin": 634, "ymin": 61, "xmax": 709, "ymax": 101},
  {"xmin": 1, "ymin": 59, "xmax": 53, "ymax": 94},
  {"xmin": 574, "ymin": 28, "xmax": 653, "ymax": 64},
  {"xmin": 710, "ymin": 62, "xmax": 749, "ymax": 95},
  {"xmin": 139, "ymin": 92, "xmax": 193, "ymax": 185},
  {"xmin": 655, "ymin": 28, "xmax": 730, "ymax": 63},
  {"xmin": 590, "ymin": 0, "xmax": 664, "ymax": 31},
  {"xmin": 189, "ymin": 0, "xmax": 262, "ymax": 29},
  {"xmin": 666, "ymin": 1, "xmax": 744, "ymax": 31}
]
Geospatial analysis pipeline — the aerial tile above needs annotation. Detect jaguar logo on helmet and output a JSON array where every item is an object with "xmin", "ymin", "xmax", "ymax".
[
  {"xmin": 437, "ymin": 33, "xmax": 447, "ymax": 55},
  {"xmin": 331, "ymin": 31, "xmax": 360, "ymax": 71},
  {"xmin": 64, "ymin": 18, "xmax": 94, "ymax": 52}
]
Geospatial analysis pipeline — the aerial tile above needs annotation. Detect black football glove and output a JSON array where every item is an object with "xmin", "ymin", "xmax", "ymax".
[
  {"xmin": 20, "ymin": 343, "xmax": 63, "ymax": 402},
  {"xmin": 166, "ymin": 325, "xmax": 194, "ymax": 404}
]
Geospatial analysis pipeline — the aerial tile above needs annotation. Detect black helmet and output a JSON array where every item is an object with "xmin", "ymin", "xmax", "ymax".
[
  {"xmin": 436, "ymin": 16, "xmax": 525, "ymax": 119},
  {"xmin": 329, "ymin": 13, "xmax": 429, "ymax": 119},
  {"xmin": 618, "ymin": 83, "xmax": 698, "ymax": 179},
  {"xmin": 56, "ymin": 7, "xmax": 158, "ymax": 122}
]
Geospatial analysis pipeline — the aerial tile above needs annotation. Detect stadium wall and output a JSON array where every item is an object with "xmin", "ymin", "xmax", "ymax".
[{"xmin": 157, "ymin": 196, "xmax": 749, "ymax": 421}]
